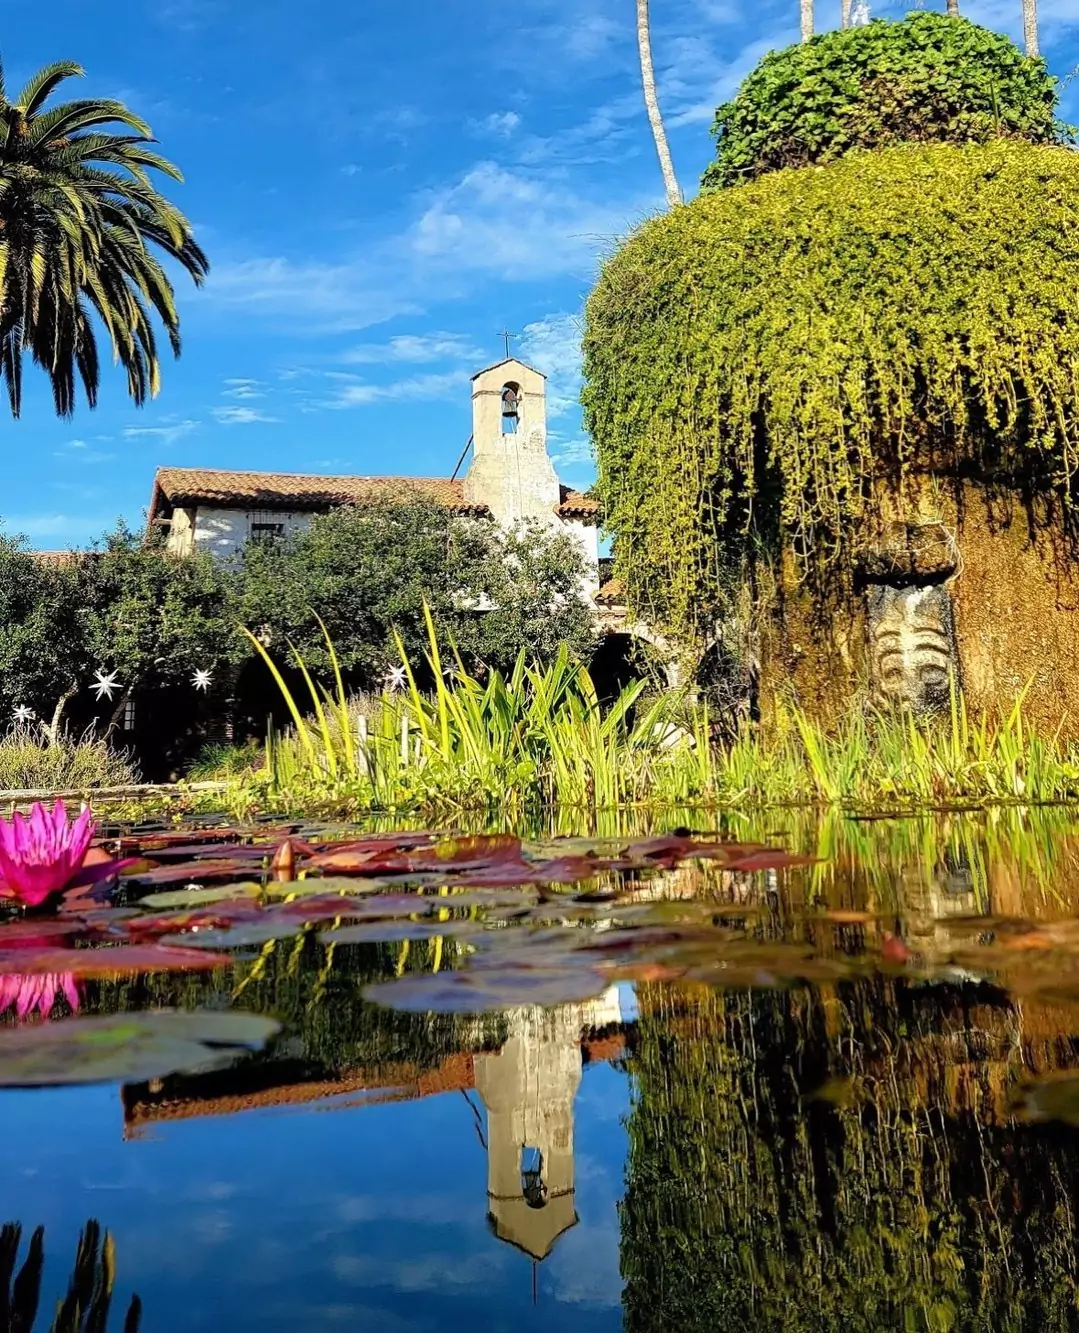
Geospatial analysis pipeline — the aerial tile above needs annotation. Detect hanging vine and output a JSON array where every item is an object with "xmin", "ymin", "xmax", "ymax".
[{"xmin": 583, "ymin": 141, "xmax": 1079, "ymax": 652}]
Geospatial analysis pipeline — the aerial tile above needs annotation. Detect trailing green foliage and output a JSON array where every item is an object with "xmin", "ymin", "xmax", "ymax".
[
  {"xmin": 584, "ymin": 141, "xmax": 1079, "ymax": 648},
  {"xmin": 703, "ymin": 13, "xmax": 1065, "ymax": 190}
]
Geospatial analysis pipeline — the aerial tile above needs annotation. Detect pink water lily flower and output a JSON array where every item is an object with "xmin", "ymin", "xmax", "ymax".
[
  {"xmin": 0, "ymin": 972, "xmax": 79, "ymax": 1019},
  {"xmin": 0, "ymin": 802, "xmax": 96, "ymax": 908}
]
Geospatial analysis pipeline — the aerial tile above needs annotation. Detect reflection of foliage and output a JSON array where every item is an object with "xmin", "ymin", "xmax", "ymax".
[
  {"xmin": 622, "ymin": 984, "xmax": 1079, "ymax": 1333},
  {"xmin": 0, "ymin": 1221, "xmax": 141, "ymax": 1332},
  {"xmin": 88, "ymin": 934, "xmax": 506, "ymax": 1081}
]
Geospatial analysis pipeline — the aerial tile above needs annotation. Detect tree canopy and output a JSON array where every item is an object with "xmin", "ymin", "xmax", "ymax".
[
  {"xmin": 0, "ymin": 60, "xmax": 207, "ymax": 417},
  {"xmin": 237, "ymin": 501, "xmax": 597, "ymax": 684},
  {"xmin": 703, "ymin": 14, "xmax": 1065, "ymax": 190},
  {"xmin": 584, "ymin": 141, "xmax": 1079, "ymax": 649}
]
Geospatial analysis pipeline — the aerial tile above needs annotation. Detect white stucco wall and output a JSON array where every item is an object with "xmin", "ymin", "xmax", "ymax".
[
  {"xmin": 564, "ymin": 519, "xmax": 601, "ymax": 592},
  {"xmin": 188, "ymin": 508, "xmax": 312, "ymax": 559}
]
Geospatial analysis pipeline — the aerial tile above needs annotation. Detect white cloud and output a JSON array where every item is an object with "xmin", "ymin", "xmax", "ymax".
[
  {"xmin": 53, "ymin": 446, "xmax": 116, "ymax": 465},
  {"xmin": 551, "ymin": 436, "xmax": 594, "ymax": 468},
  {"xmin": 223, "ymin": 378, "xmax": 265, "ymax": 400},
  {"xmin": 473, "ymin": 110, "xmax": 521, "ymax": 137},
  {"xmin": 205, "ymin": 257, "xmax": 419, "ymax": 333},
  {"xmin": 408, "ymin": 162, "xmax": 642, "ymax": 279},
  {"xmin": 342, "ymin": 333, "xmax": 483, "ymax": 365},
  {"xmin": 519, "ymin": 312, "xmax": 583, "ymax": 417},
  {"xmin": 327, "ymin": 371, "xmax": 466, "ymax": 408},
  {"xmin": 212, "ymin": 405, "xmax": 280, "ymax": 425},
  {"xmin": 122, "ymin": 419, "xmax": 199, "ymax": 446}
]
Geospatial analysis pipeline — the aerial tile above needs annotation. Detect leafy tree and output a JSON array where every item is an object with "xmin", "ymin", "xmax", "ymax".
[
  {"xmin": 702, "ymin": 14, "xmax": 1064, "ymax": 190},
  {"xmin": 0, "ymin": 59, "xmax": 208, "ymax": 417},
  {"xmin": 73, "ymin": 525, "xmax": 242, "ymax": 728},
  {"xmin": 237, "ymin": 501, "xmax": 598, "ymax": 684},
  {"xmin": 0, "ymin": 537, "xmax": 87, "ymax": 730}
]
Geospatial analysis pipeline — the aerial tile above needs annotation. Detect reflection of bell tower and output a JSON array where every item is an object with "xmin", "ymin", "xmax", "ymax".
[
  {"xmin": 464, "ymin": 358, "xmax": 561, "ymax": 529},
  {"xmin": 473, "ymin": 990, "xmax": 622, "ymax": 1263}
]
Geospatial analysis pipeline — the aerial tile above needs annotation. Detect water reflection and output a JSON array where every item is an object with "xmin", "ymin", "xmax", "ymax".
[
  {"xmin": 7, "ymin": 809, "xmax": 1079, "ymax": 1327},
  {"xmin": 0, "ymin": 1221, "xmax": 141, "ymax": 1332}
]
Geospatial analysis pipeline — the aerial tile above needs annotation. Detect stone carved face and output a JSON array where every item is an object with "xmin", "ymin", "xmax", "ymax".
[
  {"xmin": 868, "ymin": 584, "xmax": 956, "ymax": 712},
  {"xmin": 861, "ymin": 521, "xmax": 960, "ymax": 714}
]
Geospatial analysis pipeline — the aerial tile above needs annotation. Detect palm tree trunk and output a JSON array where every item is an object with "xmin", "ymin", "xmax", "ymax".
[
  {"xmin": 801, "ymin": 0, "xmax": 814, "ymax": 43},
  {"xmin": 841, "ymin": 0, "xmax": 852, "ymax": 28},
  {"xmin": 946, "ymin": 0, "xmax": 959, "ymax": 15},
  {"xmin": 636, "ymin": 0, "xmax": 681, "ymax": 209},
  {"xmin": 1023, "ymin": 0, "xmax": 1039, "ymax": 56}
]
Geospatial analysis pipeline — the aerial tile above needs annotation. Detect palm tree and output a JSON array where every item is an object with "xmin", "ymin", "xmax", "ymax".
[
  {"xmin": 802, "ymin": 0, "xmax": 814, "ymax": 42},
  {"xmin": 1023, "ymin": 0, "xmax": 1039, "ymax": 55},
  {"xmin": 636, "ymin": 0, "xmax": 681, "ymax": 208},
  {"xmin": 0, "ymin": 60, "xmax": 207, "ymax": 419}
]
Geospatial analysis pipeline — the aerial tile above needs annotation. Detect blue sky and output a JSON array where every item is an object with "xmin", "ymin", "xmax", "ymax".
[{"xmin": 4, "ymin": 0, "xmax": 1078, "ymax": 548}]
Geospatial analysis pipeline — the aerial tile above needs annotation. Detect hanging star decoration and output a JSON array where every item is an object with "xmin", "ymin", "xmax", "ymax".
[
  {"xmin": 11, "ymin": 705, "xmax": 35, "ymax": 725},
  {"xmin": 192, "ymin": 668, "xmax": 213, "ymax": 693},
  {"xmin": 385, "ymin": 665, "xmax": 408, "ymax": 694},
  {"xmin": 91, "ymin": 670, "xmax": 121, "ymax": 702}
]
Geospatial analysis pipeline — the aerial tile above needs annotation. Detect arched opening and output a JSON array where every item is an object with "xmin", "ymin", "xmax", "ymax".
[
  {"xmin": 501, "ymin": 383, "xmax": 520, "ymax": 435},
  {"xmin": 589, "ymin": 633, "xmax": 650, "ymax": 710},
  {"xmin": 521, "ymin": 1146, "xmax": 548, "ymax": 1209}
]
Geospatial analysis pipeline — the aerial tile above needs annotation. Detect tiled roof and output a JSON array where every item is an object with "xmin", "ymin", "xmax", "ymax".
[
  {"xmin": 31, "ymin": 550, "xmax": 82, "ymax": 567},
  {"xmin": 149, "ymin": 468, "xmax": 488, "ymax": 520},
  {"xmin": 595, "ymin": 577, "xmax": 626, "ymax": 606},
  {"xmin": 558, "ymin": 486, "xmax": 602, "ymax": 520}
]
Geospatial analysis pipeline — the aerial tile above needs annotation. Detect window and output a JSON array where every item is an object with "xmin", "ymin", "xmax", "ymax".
[
  {"xmin": 501, "ymin": 384, "xmax": 520, "ymax": 435},
  {"xmin": 250, "ymin": 521, "xmax": 285, "ymax": 545},
  {"xmin": 122, "ymin": 698, "xmax": 136, "ymax": 732},
  {"xmin": 521, "ymin": 1146, "xmax": 547, "ymax": 1209}
]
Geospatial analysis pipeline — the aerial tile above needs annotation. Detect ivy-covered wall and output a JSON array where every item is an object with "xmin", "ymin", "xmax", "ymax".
[{"xmin": 583, "ymin": 141, "xmax": 1079, "ymax": 659}]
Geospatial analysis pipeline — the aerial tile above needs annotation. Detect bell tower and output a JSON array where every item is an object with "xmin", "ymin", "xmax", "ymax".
[{"xmin": 464, "ymin": 358, "xmax": 561, "ymax": 528}]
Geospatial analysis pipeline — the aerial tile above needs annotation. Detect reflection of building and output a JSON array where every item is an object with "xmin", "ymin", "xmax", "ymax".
[
  {"xmin": 473, "ymin": 988, "xmax": 623, "ymax": 1263},
  {"xmin": 121, "ymin": 990, "xmax": 627, "ymax": 1267}
]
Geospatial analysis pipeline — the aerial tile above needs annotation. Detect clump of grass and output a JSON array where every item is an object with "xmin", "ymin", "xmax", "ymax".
[
  {"xmin": 243, "ymin": 606, "xmax": 703, "ymax": 814},
  {"xmin": 186, "ymin": 740, "xmax": 265, "ymax": 782},
  {"xmin": 238, "ymin": 611, "xmax": 1079, "ymax": 816},
  {"xmin": 0, "ymin": 725, "xmax": 138, "ymax": 792}
]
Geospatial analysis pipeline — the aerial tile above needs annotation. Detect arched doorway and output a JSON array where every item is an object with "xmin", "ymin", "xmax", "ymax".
[{"xmin": 588, "ymin": 633, "xmax": 652, "ymax": 710}]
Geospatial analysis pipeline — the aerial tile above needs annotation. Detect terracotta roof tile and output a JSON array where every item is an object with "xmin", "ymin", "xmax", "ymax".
[
  {"xmin": 595, "ymin": 577, "xmax": 626, "ymax": 606},
  {"xmin": 557, "ymin": 486, "xmax": 602, "ymax": 520},
  {"xmin": 150, "ymin": 467, "xmax": 488, "ymax": 518}
]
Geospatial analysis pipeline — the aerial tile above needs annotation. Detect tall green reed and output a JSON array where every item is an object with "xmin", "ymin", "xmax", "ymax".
[{"xmin": 241, "ymin": 613, "xmax": 1079, "ymax": 815}]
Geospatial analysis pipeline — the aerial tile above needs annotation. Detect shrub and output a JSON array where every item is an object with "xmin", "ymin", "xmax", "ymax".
[
  {"xmin": 703, "ymin": 13, "xmax": 1066, "ymax": 190},
  {"xmin": 0, "ymin": 726, "xmax": 138, "ymax": 791},
  {"xmin": 584, "ymin": 141, "xmax": 1079, "ymax": 648}
]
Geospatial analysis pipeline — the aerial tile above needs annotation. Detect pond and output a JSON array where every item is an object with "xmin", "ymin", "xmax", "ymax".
[{"xmin": 4, "ymin": 804, "xmax": 1079, "ymax": 1331}]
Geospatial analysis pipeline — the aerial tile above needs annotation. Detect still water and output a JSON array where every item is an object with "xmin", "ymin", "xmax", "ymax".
[{"xmin": 6, "ymin": 806, "xmax": 1079, "ymax": 1331}]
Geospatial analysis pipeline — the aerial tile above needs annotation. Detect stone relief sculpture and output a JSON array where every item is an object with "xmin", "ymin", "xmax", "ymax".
[{"xmin": 859, "ymin": 520, "xmax": 960, "ymax": 713}]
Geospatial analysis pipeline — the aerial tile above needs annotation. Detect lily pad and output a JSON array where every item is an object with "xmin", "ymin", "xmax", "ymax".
[
  {"xmin": 138, "ymin": 883, "xmax": 264, "ymax": 910},
  {"xmin": 364, "ymin": 962, "xmax": 609, "ymax": 1013},
  {"xmin": 0, "ymin": 944, "xmax": 232, "ymax": 976},
  {"xmin": 0, "ymin": 1009, "xmax": 280, "ymax": 1086}
]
